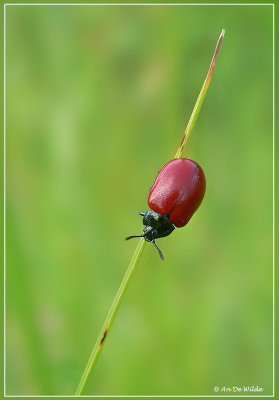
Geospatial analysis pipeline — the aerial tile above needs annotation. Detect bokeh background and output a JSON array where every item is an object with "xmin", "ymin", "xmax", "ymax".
[{"xmin": 6, "ymin": 4, "xmax": 273, "ymax": 396}]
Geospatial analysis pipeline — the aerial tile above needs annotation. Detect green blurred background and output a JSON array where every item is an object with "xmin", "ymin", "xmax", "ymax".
[{"xmin": 6, "ymin": 4, "xmax": 273, "ymax": 396}]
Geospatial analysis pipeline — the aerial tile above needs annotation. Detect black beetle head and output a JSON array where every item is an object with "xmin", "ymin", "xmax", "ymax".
[{"xmin": 125, "ymin": 210, "xmax": 175, "ymax": 261}]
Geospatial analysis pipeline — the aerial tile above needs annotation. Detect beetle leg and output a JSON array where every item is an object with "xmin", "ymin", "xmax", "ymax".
[
  {"xmin": 152, "ymin": 240, "xmax": 164, "ymax": 261},
  {"xmin": 125, "ymin": 234, "xmax": 144, "ymax": 240}
]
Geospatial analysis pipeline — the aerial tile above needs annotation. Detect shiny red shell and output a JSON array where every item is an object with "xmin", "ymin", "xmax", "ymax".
[{"xmin": 148, "ymin": 158, "xmax": 206, "ymax": 228}]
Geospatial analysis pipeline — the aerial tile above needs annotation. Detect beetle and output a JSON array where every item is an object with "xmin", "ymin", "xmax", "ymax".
[{"xmin": 126, "ymin": 158, "xmax": 206, "ymax": 260}]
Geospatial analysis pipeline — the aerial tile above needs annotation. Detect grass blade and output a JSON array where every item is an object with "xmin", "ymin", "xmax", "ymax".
[
  {"xmin": 75, "ymin": 239, "xmax": 146, "ymax": 395},
  {"xmin": 74, "ymin": 29, "xmax": 225, "ymax": 395},
  {"xmin": 174, "ymin": 28, "xmax": 225, "ymax": 158}
]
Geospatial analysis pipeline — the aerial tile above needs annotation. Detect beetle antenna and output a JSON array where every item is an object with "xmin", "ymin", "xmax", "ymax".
[
  {"xmin": 125, "ymin": 235, "xmax": 144, "ymax": 240},
  {"xmin": 152, "ymin": 240, "xmax": 164, "ymax": 261}
]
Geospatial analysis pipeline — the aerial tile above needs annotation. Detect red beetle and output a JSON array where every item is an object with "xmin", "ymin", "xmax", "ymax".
[{"xmin": 126, "ymin": 158, "xmax": 206, "ymax": 260}]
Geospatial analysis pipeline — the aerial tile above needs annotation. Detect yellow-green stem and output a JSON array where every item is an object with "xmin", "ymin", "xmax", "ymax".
[
  {"xmin": 174, "ymin": 29, "xmax": 225, "ymax": 159},
  {"xmin": 75, "ymin": 239, "xmax": 146, "ymax": 395},
  {"xmin": 74, "ymin": 29, "xmax": 225, "ymax": 396}
]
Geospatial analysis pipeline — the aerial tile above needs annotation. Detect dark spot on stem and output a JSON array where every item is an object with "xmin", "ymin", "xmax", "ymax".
[
  {"xmin": 180, "ymin": 134, "xmax": 186, "ymax": 146},
  {"xmin": 100, "ymin": 328, "xmax": 108, "ymax": 345}
]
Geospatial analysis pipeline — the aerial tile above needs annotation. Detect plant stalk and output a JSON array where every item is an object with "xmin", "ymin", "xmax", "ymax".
[
  {"xmin": 174, "ymin": 28, "xmax": 225, "ymax": 158},
  {"xmin": 75, "ymin": 239, "xmax": 146, "ymax": 395},
  {"xmin": 75, "ymin": 29, "xmax": 225, "ymax": 395}
]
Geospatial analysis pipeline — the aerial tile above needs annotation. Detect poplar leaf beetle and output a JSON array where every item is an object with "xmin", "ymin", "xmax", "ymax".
[{"xmin": 126, "ymin": 158, "xmax": 206, "ymax": 260}]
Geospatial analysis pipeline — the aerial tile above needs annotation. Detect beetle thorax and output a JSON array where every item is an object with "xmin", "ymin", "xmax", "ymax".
[{"xmin": 141, "ymin": 210, "xmax": 175, "ymax": 240}]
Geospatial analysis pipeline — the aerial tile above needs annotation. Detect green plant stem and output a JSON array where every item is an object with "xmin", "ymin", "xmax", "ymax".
[
  {"xmin": 75, "ymin": 238, "xmax": 146, "ymax": 395},
  {"xmin": 174, "ymin": 28, "xmax": 225, "ymax": 158},
  {"xmin": 74, "ymin": 29, "xmax": 225, "ymax": 396}
]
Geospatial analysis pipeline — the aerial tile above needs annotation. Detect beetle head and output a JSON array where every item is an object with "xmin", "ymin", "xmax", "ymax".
[{"xmin": 125, "ymin": 210, "xmax": 175, "ymax": 261}]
